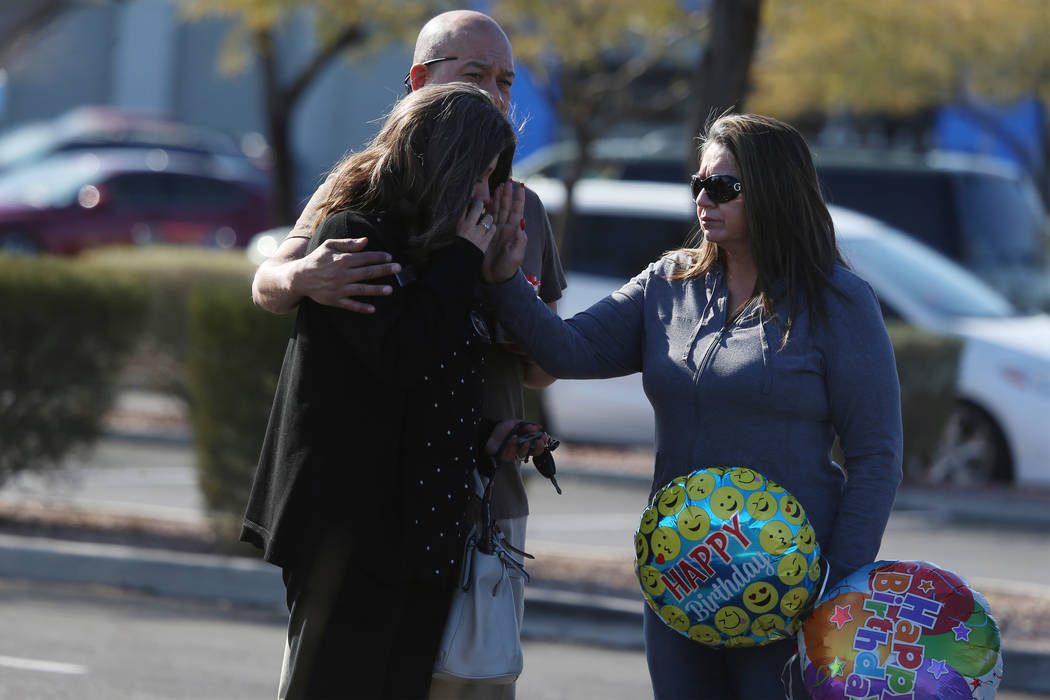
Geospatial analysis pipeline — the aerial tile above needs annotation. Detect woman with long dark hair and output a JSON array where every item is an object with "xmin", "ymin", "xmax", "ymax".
[
  {"xmin": 241, "ymin": 83, "xmax": 545, "ymax": 699},
  {"xmin": 483, "ymin": 113, "xmax": 903, "ymax": 698}
]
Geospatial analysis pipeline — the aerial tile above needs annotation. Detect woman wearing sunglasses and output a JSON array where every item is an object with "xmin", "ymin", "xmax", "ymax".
[{"xmin": 482, "ymin": 113, "xmax": 903, "ymax": 699}]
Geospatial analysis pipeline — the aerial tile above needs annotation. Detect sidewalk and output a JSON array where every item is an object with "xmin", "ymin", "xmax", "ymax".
[{"xmin": 1, "ymin": 392, "xmax": 1049, "ymax": 695}]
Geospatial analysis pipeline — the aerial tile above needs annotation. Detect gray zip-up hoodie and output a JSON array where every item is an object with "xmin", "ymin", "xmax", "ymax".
[{"xmin": 485, "ymin": 255, "xmax": 903, "ymax": 583}]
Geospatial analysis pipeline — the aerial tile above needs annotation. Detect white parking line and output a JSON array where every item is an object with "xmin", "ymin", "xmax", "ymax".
[{"xmin": 0, "ymin": 654, "xmax": 87, "ymax": 675}]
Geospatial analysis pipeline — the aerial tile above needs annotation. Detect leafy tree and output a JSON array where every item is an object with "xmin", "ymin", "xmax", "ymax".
[
  {"xmin": 752, "ymin": 0, "xmax": 1050, "ymax": 196},
  {"xmin": 177, "ymin": 0, "xmax": 452, "ymax": 224},
  {"xmin": 493, "ymin": 0, "xmax": 705, "ymax": 254}
]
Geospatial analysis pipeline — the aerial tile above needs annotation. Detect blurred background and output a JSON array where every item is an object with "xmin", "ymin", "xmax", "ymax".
[{"xmin": 0, "ymin": 1, "xmax": 1048, "ymax": 698}]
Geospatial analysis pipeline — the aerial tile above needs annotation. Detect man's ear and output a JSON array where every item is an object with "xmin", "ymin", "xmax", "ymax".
[{"xmin": 408, "ymin": 64, "xmax": 428, "ymax": 91}]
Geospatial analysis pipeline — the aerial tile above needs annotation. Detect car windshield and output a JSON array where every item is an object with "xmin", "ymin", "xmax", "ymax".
[
  {"xmin": 840, "ymin": 233, "xmax": 1017, "ymax": 319},
  {"xmin": 564, "ymin": 213, "xmax": 696, "ymax": 279},
  {"xmin": 955, "ymin": 172, "xmax": 1049, "ymax": 265},
  {"xmin": 0, "ymin": 155, "xmax": 101, "ymax": 208}
]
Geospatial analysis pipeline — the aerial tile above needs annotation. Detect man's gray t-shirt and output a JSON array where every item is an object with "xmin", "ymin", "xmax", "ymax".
[{"xmin": 482, "ymin": 186, "xmax": 565, "ymax": 519}]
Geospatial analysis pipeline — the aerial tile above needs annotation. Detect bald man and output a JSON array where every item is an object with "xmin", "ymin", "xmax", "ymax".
[{"xmin": 258, "ymin": 11, "xmax": 565, "ymax": 700}]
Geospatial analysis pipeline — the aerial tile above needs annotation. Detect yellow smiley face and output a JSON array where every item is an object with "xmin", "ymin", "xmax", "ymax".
[
  {"xmin": 650, "ymin": 526, "xmax": 681, "ymax": 563},
  {"xmin": 751, "ymin": 613, "xmax": 787, "ymax": 639},
  {"xmin": 714, "ymin": 605, "xmax": 750, "ymax": 637},
  {"xmin": 779, "ymin": 495, "xmax": 806, "ymax": 525},
  {"xmin": 660, "ymin": 604, "xmax": 690, "ymax": 632},
  {"xmin": 759, "ymin": 520, "xmax": 793, "ymax": 555},
  {"xmin": 688, "ymin": 624, "xmax": 722, "ymax": 646},
  {"xmin": 809, "ymin": 557, "xmax": 822, "ymax": 583},
  {"xmin": 639, "ymin": 506, "xmax": 659, "ymax": 535},
  {"xmin": 706, "ymin": 467, "xmax": 729, "ymax": 476},
  {"xmin": 685, "ymin": 471, "xmax": 716, "ymax": 500},
  {"xmin": 746, "ymin": 491, "xmax": 778, "ymax": 521},
  {"xmin": 780, "ymin": 587, "xmax": 810, "ymax": 618},
  {"xmin": 765, "ymin": 479, "xmax": 786, "ymax": 493},
  {"xmin": 742, "ymin": 581, "xmax": 779, "ymax": 614},
  {"xmin": 658, "ymin": 484, "xmax": 687, "ymax": 516},
  {"xmin": 777, "ymin": 552, "xmax": 808, "ymax": 586},
  {"xmin": 676, "ymin": 506, "xmax": 711, "ymax": 541},
  {"xmin": 642, "ymin": 590, "xmax": 659, "ymax": 613},
  {"xmin": 709, "ymin": 486, "xmax": 745, "ymax": 521},
  {"xmin": 634, "ymin": 532, "xmax": 649, "ymax": 564},
  {"xmin": 725, "ymin": 635, "xmax": 756, "ymax": 648},
  {"xmin": 795, "ymin": 524, "xmax": 816, "ymax": 555},
  {"xmin": 638, "ymin": 565, "xmax": 666, "ymax": 596},
  {"xmin": 728, "ymin": 467, "xmax": 765, "ymax": 491}
]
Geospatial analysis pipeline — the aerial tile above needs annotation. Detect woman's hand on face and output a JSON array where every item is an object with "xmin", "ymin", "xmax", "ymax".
[
  {"xmin": 457, "ymin": 198, "xmax": 496, "ymax": 253},
  {"xmin": 482, "ymin": 180, "xmax": 527, "ymax": 284}
]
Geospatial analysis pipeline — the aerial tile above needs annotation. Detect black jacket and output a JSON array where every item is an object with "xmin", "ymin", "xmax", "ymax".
[{"xmin": 241, "ymin": 210, "xmax": 490, "ymax": 579}]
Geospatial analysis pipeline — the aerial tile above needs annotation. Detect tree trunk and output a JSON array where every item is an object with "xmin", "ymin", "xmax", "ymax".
[
  {"xmin": 255, "ymin": 29, "xmax": 296, "ymax": 226},
  {"xmin": 688, "ymin": 0, "xmax": 762, "ymax": 165},
  {"xmin": 553, "ymin": 117, "xmax": 595, "ymax": 268}
]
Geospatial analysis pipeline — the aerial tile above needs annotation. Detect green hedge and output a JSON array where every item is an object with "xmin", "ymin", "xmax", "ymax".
[
  {"xmin": 885, "ymin": 321, "xmax": 963, "ymax": 479},
  {"xmin": 185, "ymin": 281, "xmax": 292, "ymax": 532},
  {"xmin": 0, "ymin": 254, "xmax": 146, "ymax": 486},
  {"xmin": 0, "ymin": 245, "xmax": 964, "ymax": 525},
  {"xmin": 78, "ymin": 246, "xmax": 255, "ymax": 399}
]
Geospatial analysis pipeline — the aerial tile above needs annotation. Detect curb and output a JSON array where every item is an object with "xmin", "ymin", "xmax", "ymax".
[
  {"xmin": 0, "ymin": 533, "xmax": 1047, "ymax": 695},
  {"xmin": 0, "ymin": 533, "xmax": 284, "ymax": 609}
]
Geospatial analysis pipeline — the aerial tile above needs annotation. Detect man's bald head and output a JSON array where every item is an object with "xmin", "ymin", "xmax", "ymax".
[
  {"xmin": 413, "ymin": 10, "xmax": 511, "ymax": 64},
  {"xmin": 407, "ymin": 11, "xmax": 515, "ymax": 116}
]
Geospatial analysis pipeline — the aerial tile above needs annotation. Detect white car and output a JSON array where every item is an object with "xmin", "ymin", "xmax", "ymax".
[{"xmin": 526, "ymin": 177, "xmax": 1050, "ymax": 487}]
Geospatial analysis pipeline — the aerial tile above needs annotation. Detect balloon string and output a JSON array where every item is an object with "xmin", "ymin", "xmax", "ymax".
[
  {"xmin": 780, "ymin": 650, "xmax": 799, "ymax": 700},
  {"xmin": 815, "ymin": 558, "xmax": 832, "ymax": 604}
]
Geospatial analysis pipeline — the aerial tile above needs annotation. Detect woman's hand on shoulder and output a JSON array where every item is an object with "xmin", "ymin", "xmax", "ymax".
[
  {"xmin": 457, "ymin": 197, "xmax": 496, "ymax": 253},
  {"xmin": 482, "ymin": 180, "xmax": 527, "ymax": 284}
]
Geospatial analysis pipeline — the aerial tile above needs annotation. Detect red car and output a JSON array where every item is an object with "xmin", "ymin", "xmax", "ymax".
[{"xmin": 0, "ymin": 148, "xmax": 272, "ymax": 254}]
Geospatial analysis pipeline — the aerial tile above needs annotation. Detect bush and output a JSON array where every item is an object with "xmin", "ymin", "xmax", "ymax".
[
  {"xmin": 185, "ymin": 280, "xmax": 292, "ymax": 530},
  {"xmin": 182, "ymin": 304, "xmax": 963, "ymax": 525},
  {"xmin": 78, "ymin": 246, "xmax": 255, "ymax": 398},
  {"xmin": 886, "ymin": 322, "xmax": 963, "ymax": 480},
  {"xmin": 0, "ymin": 254, "xmax": 146, "ymax": 486}
]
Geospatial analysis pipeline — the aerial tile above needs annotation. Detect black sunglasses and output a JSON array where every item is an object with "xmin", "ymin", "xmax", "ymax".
[
  {"xmin": 403, "ymin": 56, "xmax": 459, "ymax": 90},
  {"xmin": 690, "ymin": 174, "xmax": 743, "ymax": 203}
]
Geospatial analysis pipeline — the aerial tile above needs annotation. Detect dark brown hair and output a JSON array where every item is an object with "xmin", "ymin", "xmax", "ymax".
[
  {"xmin": 670, "ymin": 113, "xmax": 841, "ymax": 344},
  {"xmin": 312, "ymin": 83, "xmax": 515, "ymax": 263}
]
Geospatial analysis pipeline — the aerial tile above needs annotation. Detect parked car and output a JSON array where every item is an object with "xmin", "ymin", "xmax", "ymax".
[
  {"xmin": 524, "ymin": 176, "xmax": 1050, "ymax": 487},
  {"xmin": 0, "ymin": 148, "xmax": 272, "ymax": 254},
  {"xmin": 0, "ymin": 106, "xmax": 269, "ymax": 183},
  {"xmin": 518, "ymin": 141, "xmax": 1050, "ymax": 312}
]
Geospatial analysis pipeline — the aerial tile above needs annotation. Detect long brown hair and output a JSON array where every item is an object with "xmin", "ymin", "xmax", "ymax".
[
  {"xmin": 312, "ymin": 83, "xmax": 515, "ymax": 264},
  {"xmin": 670, "ymin": 113, "xmax": 841, "ymax": 345}
]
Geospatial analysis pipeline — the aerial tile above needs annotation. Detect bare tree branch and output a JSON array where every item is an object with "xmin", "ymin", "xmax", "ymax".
[{"xmin": 284, "ymin": 23, "xmax": 366, "ymax": 106}]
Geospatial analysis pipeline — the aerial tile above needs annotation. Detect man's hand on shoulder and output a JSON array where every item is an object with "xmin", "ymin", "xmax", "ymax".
[{"xmin": 252, "ymin": 234, "xmax": 401, "ymax": 314}]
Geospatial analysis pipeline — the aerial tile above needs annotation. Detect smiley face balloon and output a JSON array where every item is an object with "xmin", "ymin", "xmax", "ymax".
[{"xmin": 634, "ymin": 467, "xmax": 823, "ymax": 647}]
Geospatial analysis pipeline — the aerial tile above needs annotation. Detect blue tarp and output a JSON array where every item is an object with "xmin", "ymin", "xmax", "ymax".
[
  {"xmin": 935, "ymin": 96, "xmax": 1045, "ymax": 178},
  {"xmin": 510, "ymin": 63, "xmax": 557, "ymax": 163}
]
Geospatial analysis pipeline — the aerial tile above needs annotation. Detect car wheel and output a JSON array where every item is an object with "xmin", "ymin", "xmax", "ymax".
[
  {"xmin": 0, "ymin": 231, "xmax": 41, "ymax": 254},
  {"xmin": 926, "ymin": 401, "xmax": 1011, "ymax": 484}
]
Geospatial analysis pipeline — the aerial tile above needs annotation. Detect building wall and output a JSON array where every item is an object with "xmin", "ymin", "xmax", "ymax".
[{"xmin": 0, "ymin": 0, "xmax": 409, "ymax": 207}]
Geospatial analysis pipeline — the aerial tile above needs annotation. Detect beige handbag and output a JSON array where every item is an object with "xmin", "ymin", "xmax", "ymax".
[{"xmin": 433, "ymin": 470, "xmax": 530, "ymax": 684}]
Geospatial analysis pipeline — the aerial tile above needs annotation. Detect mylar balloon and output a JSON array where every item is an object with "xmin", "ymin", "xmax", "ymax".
[
  {"xmin": 799, "ymin": 560, "xmax": 1002, "ymax": 700},
  {"xmin": 633, "ymin": 467, "xmax": 823, "ymax": 647}
]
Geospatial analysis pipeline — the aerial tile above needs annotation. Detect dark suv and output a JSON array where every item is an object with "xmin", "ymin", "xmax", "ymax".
[
  {"xmin": 815, "ymin": 151, "xmax": 1050, "ymax": 312},
  {"xmin": 518, "ymin": 143, "xmax": 1050, "ymax": 311}
]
